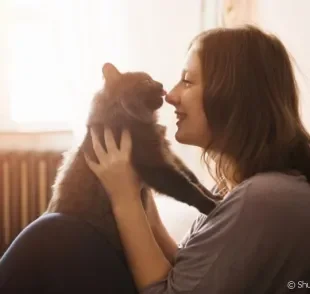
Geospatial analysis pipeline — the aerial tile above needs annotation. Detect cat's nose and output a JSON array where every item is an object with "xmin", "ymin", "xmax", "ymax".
[{"xmin": 157, "ymin": 82, "xmax": 165, "ymax": 94}]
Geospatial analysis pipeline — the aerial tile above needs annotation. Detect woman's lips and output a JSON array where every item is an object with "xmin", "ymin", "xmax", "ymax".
[
  {"xmin": 175, "ymin": 111, "xmax": 187, "ymax": 119},
  {"xmin": 175, "ymin": 111, "xmax": 187, "ymax": 125}
]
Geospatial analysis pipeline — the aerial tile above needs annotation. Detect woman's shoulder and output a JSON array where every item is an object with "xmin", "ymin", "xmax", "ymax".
[
  {"xmin": 183, "ymin": 171, "xmax": 310, "ymax": 252},
  {"xmin": 199, "ymin": 171, "xmax": 310, "ymax": 227},
  {"xmin": 217, "ymin": 170, "xmax": 308, "ymax": 202},
  {"xmin": 233, "ymin": 170, "xmax": 310, "ymax": 204}
]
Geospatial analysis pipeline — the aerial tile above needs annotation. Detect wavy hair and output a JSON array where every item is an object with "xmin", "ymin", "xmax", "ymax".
[{"xmin": 190, "ymin": 25, "xmax": 310, "ymax": 194}]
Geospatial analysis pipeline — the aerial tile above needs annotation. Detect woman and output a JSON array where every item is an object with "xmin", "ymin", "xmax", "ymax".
[{"xmin": 85, "ymin": 25, "xmax": 310, "ymax": 293}]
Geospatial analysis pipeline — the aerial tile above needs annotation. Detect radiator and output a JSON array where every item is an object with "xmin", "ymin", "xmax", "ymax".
[{"xmin": 0, "ymin": 151, "xmax": 63, "ymax": 256}]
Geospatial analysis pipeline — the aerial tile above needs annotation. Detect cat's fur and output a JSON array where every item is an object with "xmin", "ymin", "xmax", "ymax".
[{"xmin": 46, "ymin": 63, "xmax": 220, "ymax": 254}]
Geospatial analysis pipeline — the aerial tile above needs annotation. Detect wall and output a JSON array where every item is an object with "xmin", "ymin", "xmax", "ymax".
[
  {"xmin": 255, "ymin": 0, "xmax": 310, "ymax": 132},
  {"xmin": 221, "ymin": 0, "xmax": 310, "ymax": 132}
]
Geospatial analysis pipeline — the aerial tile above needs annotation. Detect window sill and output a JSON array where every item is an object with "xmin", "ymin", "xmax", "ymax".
[{"xmin": 0, "ymin": 130, "xmax": 74, "ymax": 151}]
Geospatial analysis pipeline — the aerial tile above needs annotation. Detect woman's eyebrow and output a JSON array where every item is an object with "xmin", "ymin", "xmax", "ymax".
[{"xmin": 182, "ymin": 69, "xmax": 198, "ymax": 78}]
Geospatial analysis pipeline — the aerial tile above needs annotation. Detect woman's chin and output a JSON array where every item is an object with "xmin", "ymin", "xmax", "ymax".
[
  {"xmin": 175, "ymin": 129, "xmax": 188, "ymax": 144},
  {"xmin": 175, "ymin": 129, "xmax": 200, "ymax": 146}
]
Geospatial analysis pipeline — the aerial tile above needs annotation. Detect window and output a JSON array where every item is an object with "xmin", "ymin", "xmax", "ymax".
[{"xmin": 6, "ymin": 0, "xmax": 130, "ymax": 131}]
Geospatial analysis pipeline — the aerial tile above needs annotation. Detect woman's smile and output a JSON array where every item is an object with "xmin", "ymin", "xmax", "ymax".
[{"xmin": 175, "ymin": 111, "xmax": 187, "ymax": 125}]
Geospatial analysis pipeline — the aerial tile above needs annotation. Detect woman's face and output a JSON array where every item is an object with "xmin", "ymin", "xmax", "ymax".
[{"xmin": 165, "ymin": 43, "xmax": 210, "ymax": 148}]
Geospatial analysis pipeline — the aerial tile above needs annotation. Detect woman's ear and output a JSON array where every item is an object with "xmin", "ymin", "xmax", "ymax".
[{"xmin": 102, "ymin": 63, "xmax": 121, "ymax": 83}]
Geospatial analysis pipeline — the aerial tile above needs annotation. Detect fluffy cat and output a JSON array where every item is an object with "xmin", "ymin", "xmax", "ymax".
[{"xmin": 46, "ymin": 63, "xmax": 220, "ymax": 254}]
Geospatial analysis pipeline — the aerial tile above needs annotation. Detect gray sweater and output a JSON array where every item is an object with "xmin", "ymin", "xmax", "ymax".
[{"xmin": 142, "ymin": 171, "xmax": 310, "ymax": 293}]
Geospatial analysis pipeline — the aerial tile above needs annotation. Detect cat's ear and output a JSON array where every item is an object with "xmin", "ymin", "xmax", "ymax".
[
  {"xmin": 102, "ymin": 63, "xmax": 121, "ymax": 83},
  {"xmin": 120, "ymin": 98, "xmax": 153, "ymax": 124}
]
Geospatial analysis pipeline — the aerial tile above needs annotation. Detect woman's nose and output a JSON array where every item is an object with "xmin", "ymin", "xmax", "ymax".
[{"xmin": 165, "ymin": 89, "xmax": 179, "ymax": 106}]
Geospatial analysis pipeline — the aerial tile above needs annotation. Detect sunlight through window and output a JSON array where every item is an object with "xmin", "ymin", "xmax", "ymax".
[
  {"xmin": 7, "ymin": 0, "xmax": 128, "ymax": 129},
  {"xmin": 9, "ymin": 22, "xmax": 73, "ymax": 123},
  {"xmin": 8, "ymin": 0, "xmax": 79, "ymax": 124}
]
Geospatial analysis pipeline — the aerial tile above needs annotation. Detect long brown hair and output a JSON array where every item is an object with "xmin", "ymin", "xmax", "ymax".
[{"xmin": 190, "ymin": 25, "xmax": 310, "ymax": 194}]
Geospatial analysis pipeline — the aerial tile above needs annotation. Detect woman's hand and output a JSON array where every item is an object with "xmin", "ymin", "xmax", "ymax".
[{"xmin": 84, "ymin": 127, "xmax": 142, "ymax": 207}]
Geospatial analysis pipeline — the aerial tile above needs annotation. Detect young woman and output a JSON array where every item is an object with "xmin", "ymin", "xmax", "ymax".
[{"xmin": 85, "ymin": 25, "xmax": 310, "ymax": 293}]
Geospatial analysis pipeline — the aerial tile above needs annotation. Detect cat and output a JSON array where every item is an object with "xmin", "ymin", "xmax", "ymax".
[{"xmin": 46, "ymin": 63, "xmax": 221, "ymax": 254}]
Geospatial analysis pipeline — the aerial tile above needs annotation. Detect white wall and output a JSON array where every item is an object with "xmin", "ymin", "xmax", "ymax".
[{"xmin": 254, "ymin": 0, "xmax": 310, "ymax": 132}]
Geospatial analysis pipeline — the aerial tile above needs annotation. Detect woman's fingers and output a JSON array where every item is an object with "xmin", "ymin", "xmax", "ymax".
[
  {"xmin": 90, "ymin": 128, "xmax": 107, "ymax": 163},
  {"xmin": 89, "ymin": 127, "xmax": 131, "ymax": 165},
  {"xmin": 85, "ymin": 127, "xmax": 141, "ymax": 199},
  {"xmin": 84, "ymin": 153, "xmax": 101, "ymax": 176}
]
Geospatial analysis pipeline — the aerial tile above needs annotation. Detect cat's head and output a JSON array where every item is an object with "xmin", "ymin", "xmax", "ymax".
[{"xmin": 88, "ymin": 63, "xmax": 166, "ymax": 125}]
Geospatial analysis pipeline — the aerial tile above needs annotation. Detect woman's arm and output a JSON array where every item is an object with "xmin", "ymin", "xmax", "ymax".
[
  {"xmin": 112, "ymin": 196, "xmax": 172, "ymax": 290},
  {"xmin": 143, "ymin": 189, "xmax": 179, "ymax": 264},
  {"xmin": 151, "ymin": 220, "xmax": 179, "ymax": 265}
]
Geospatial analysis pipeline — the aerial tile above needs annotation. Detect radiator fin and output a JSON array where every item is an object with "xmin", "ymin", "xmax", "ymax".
[{"xmin": 0, "ymin": 151, "xmax": 62, "ymax": 256}]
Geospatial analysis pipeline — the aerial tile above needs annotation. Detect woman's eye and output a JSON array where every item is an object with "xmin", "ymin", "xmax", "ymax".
[{"xmin": 182, "ymin": 79, "xmax": 191, "ymax": 87}]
